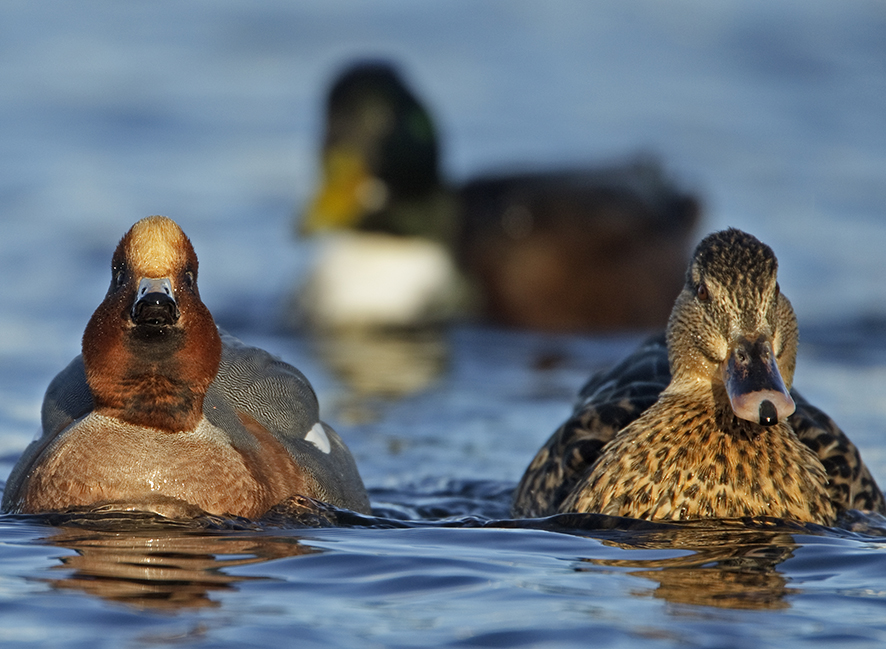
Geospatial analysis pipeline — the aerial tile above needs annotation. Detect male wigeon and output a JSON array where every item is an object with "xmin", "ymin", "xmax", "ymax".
[
  {"xmin": 3, "ymin": 216, "xmax": 370, "ymax": 519},
  {"xmin": 513, "ymin": 229, "xmax": 885, "ymax": 524},
  {"xmin": 295, "ymin": 60, "xmax": 701, "ymax": 332}
]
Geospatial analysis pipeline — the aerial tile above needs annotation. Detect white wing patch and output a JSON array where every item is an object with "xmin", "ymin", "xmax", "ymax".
[{"xmin": 305, "ymin": 422, "xmax": 332, "ymax": 454}]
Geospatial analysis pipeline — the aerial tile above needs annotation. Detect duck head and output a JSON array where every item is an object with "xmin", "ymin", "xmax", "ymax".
[
  {"xmin": 301, "ymin": 61, "xmax": 440, "ymax": 235},
  {"xmin": 666, "ymin": 228, "xmax": 797, "ymax": 427},
  {"xmin": 82, "ymin": 216, "xmax": 222, "ymax": 432}
]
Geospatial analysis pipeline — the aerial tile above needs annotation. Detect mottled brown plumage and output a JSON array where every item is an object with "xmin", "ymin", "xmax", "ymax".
[{"xmin": 513, "ymin": 229, "xmax": 884, "ymax": 524}]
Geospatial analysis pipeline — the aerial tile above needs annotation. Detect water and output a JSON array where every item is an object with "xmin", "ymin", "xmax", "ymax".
[{"xmin": 2, "ymin": 1, "xmax": 886, "ymax": 647}]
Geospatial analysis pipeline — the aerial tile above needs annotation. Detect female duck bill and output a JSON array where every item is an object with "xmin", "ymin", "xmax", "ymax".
[{"xmin": 722, "ymin": 335, "xmax": 795, "ymax": 426}]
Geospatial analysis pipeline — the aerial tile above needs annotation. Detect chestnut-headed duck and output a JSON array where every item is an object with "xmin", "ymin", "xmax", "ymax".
[
  {"xmin": 294, "ymin": 60, "xmax": 701, "ymax": 332},
  {"xmin": 513, "ymin": 229, "xmax": 885, "ymax": 524},
  {"xmin": 2, "ymin": 216, "xmax": 370, "ymax": 519}
]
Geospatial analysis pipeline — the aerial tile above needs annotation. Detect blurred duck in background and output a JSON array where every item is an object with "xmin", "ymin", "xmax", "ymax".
[{"xmin": 294, "ymin": 60, "xmax": 702, "ymax": 333}]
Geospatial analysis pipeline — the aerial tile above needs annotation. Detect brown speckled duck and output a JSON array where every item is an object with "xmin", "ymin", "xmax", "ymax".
[
  {"xmin": 513, "ymin": 228, "xmax": 885, "ymax": 524},
  {"xmin": 295, "ymin": 60, "xmax": 700, "ymax": 332}
]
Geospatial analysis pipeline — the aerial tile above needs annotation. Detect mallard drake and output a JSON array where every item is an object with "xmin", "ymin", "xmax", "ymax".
[
  {"xmin": 296, "ymin": 60, "xmax": 701, "ymax": 332},
  {"xmin": 513, "ymin": 228, "xmax": 885, "ymax": 524}
]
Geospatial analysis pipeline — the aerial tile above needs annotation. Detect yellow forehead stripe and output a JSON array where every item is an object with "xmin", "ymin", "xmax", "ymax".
[{"xmin": 126, "ymin": 215, "xmax": 189, "ymax": 276}]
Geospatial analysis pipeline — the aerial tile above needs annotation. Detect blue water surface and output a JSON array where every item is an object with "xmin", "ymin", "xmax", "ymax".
[{"xmin": 2, "ymin": 2, "xmax": 886, "ymax": 647}]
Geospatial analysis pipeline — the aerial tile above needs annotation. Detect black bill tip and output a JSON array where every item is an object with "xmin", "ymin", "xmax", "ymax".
[
  {"xmin": 759, "ymin": 399, "xmax": 778, "ymax": 426},
  {"xmin": 132, "ymin": 292, "xmax": 180, "ymax": 327}
]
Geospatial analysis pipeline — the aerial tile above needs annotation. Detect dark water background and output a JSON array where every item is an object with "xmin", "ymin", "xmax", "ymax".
[{"xmin": 2, "ymin": 2, "xmax": 886, "ymax": 647}]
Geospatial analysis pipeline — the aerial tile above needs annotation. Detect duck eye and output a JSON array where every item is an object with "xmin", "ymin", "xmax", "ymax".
[
  {"xmin": 113, "ymin": 267, "xmax": 127, "ymax": 290},
  {"xmin": 696, "ymin": 283, "xmax": 709, "ymax": 302}
]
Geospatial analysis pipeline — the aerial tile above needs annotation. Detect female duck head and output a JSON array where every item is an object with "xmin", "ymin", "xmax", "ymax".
[{"xmin": 666, "ymin": 228, "xmax": 797, "ymax": 426}]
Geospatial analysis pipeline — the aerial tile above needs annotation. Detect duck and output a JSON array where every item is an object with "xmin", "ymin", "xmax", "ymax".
[
  {"xmin": 2, "ymin": 216, "xmax": 370, "ymax": 519},
  {"xmin": 512, "ymin": 228, "xmax": 885, "ymax": 524},
  {"xmin": 294, "ymin": 60, "xmax": 701, "ymax": 332}
]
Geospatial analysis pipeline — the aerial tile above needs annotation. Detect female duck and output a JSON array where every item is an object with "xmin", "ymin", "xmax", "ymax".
[
  {"xmin": 3, "ymin": 216, "xmax": 370, "ymax": 519},
  {"xmin": 513, "ymin": 228, "xmax": 884, "ymax": 524}
]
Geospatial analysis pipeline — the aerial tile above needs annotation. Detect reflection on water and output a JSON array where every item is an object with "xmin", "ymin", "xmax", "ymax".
[
  {"xmin": 41, "ymin": 518, "xmax": 318, "ymax": 611},
  {"xmin": 576, "ymin": 518, "xmax": 809, "ymax": 610},
  {"xmin": 309, "ymin": 328, "xmax": 449, "ymax": 419},
  {"xmin": 9, "ymin": 503, "xmax": 886, "ymax": 644},
  {"xmin": 27, "ymin": 496, "xmax": 354, "ymax": 611}
]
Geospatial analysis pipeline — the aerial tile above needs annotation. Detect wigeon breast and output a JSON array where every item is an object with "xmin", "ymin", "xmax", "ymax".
[{"xmin": 2, "ymin": 216, "xmax": 370, "ymax": 519}]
